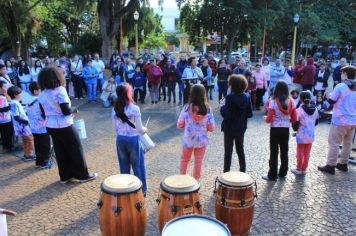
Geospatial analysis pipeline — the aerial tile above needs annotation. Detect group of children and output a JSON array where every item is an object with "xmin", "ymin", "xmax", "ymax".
[{"xmin": 0, "ymin": 82, "xmax": 51, "ymax": 168}]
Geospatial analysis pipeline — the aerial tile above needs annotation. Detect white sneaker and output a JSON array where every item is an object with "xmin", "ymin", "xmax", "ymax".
[{"xmin": 291, "ymin": 168, "xmax": 302, "ymax": 175}]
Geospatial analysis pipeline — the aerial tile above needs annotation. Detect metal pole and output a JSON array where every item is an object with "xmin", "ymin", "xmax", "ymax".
[
  {"xmin": 135, "ymin": 22, "xmax": 139, "ymax": 59},
  {"xmin": 291, "ymin": 25, "xmax": 297, "ymax": 67}
]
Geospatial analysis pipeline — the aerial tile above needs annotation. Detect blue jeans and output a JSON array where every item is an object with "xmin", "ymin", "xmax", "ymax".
[
  {"xmin": 218, "ymin": 81, "xmax": 228, "ymax": 101},
  {"xmin": 86, "ymin": 80, "xmax": 97, "ymax": 101},
  {"xmin": 116, "ymin": 135, "xmax": 147, "ymax": 193},
  {"xmin": 178, "ymin": 81, "xmax": 184, "ymax": 103},
  {"xmin": 20, "ymin": 82, "xmax": 30, "ymax": 93}
]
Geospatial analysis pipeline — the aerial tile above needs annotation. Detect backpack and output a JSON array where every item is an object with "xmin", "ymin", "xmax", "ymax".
[{"xmin": 151, "ymin": 66, "xmax": 161, "ymax": 77}]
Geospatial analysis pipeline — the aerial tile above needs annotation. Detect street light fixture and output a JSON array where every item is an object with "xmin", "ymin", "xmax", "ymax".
[
  {"xmin": 291, "ymin": 13, "xmax": 299, "ymax": 66},
  {"xmin": 134, "ymin": 10, "xmax": 139, "ymax": 59}
]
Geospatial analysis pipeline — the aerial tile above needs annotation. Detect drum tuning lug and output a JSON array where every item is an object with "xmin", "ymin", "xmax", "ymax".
[
  {"xmin": 97, "ymin": 200, "xmax": 103, "ymax": 209},
  {"xmin": 112, "ymin": 206, "xmax": 122, "ymax": 216},
  {"xmin": 135, "ymin": 201, "xmax": 143, "ymax": 212},
  {"xmin": 156, "ymin": 198, "xmax": 161, "ymax": 205},
  {"xmin": 221, "ymin": 197, "xmax": 226, "ymax": 206},
  {"xmin": 170, "ymin": 205, "xmax": 179, "ymax": 215},
  {"xmin": 240, "ymin": 199, "xmax": 246, "ymax": 207},
  {"xmin": 194, "ymin": 201, "xmax": 202, "ymax": 210}
]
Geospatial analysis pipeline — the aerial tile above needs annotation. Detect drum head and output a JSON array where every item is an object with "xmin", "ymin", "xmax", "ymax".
[
  {"xmin": 161, "ymin": 175, "xmax": 200, "ymax": 193},
  {"xmin": 162, "ymin": 215, "xmax": 231, "ymax": 236},
  {"xmin": 218, "ymin": 171, "xmax": 253, "ymax": 187},
  {"xmin": 102, "ymin": 174, "xmax": 142, "ymax": 194}
]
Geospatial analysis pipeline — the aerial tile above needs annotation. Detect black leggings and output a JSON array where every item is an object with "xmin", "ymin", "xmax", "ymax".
[
  {"xmin": 0, "ymin": 121, "xmax": 13, "ymax": 150},
  {"xmin": 73, "ymin": 76, "xmax": 84, "ymax": 98},
  {"xmin": 224, "ymin": 132, "xmax": 246, "ymax": 172},
  {"xmin": 47, "ymin": 126, "xmax": 90, "ymax": 181},
  {"xmin": 268, "ymin": 127, "xmax": 289, "ymax": 179},
  {"xmin": 256, "ymin": 88, "xmax": 265, "ymax": 108}
]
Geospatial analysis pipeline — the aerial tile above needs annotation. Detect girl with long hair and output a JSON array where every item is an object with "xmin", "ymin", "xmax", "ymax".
[
  {"xmin": 31, "ymin": 60, "xmax": 43, "ymax": 82},
  {"xmin": 18, "ymin": 60, "xmax": 31, "ymax": 92},
  {"xmin": 112, "ymin": 83, "xmax": 148, "ymax": 193},
  {"xmin": 177, "ymin": 84, "xmax": 215, "ymax": 180},
  {"xmin": 263, "ymin": 80, "xmax": 297, "ymax": 181}
]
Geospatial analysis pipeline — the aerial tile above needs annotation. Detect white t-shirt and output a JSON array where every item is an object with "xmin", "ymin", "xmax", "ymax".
[
  {"xmin": 92, "ymin": 60, "xmax": 105, "ymax": 79},
  {"xmin": 314, "ymin": 70, "xmax": 325, "ymax": 91}
]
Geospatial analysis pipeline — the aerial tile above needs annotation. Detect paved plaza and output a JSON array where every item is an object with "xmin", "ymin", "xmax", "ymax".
[{"xmin": 1, "ymin": 98, "xmax": 355, "ymax": 236}]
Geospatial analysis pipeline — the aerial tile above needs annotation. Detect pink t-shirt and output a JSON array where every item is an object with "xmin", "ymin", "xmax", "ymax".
[
  {"xmin": 330, "ymin": 83, "xmax": 356, "ymax": 126},
  {"xmin": 252, "ymin": 71, "xmax": 268, "ymax": 89},
  {"xmin": 0, "ymin": 94, "xmax": 11, "ymax": 123},
  {"xmin": 295, "ymin": 107, "xmax": 319, "ymax": 144}
]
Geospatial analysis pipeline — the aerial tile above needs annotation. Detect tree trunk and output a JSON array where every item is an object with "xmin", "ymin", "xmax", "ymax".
[
  {"xmin": 101, "ymin": 35, "xmax": 112, "ymax": 64},
  {"xmin": 227, "ymin": 36, "xmax": 236, "ymax": 63}
]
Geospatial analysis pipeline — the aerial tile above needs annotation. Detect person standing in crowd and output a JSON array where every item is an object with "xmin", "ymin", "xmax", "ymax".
[
  {"xmin": 176, "ymin": 54, "xmax": 189, "ymax": 105},
  {"xmin": 283, "ymin": 59, "xmax": 295, "ymax": 91},
  {"xmin": 290, "ymin": 91, "xmax": 318, "ymax": 175},
  {"xmin": 293, "ymin": 58, "xmax": 305, "ymax": 92},
  {"xmin": 27, "ymin": 82, "xmax": 51, "ymax": 168},
  {"xmin": 100, "ymin": 76, "xmax": 117, "ymax": 108},
  {"xmin": 136, "ymin": 58, "xmax": 147, "ymax": 102},
  {"xmin": 124, "ymin": 58, "xmax": 135, "ymax": 85},
  {"xmin": 17, "ymin": 60, "xmax": 32, "ymax": 92},
  {"xmin": 261, "ymin": 57, "xmax": 271, "ymax": 87},
  {"xmin": 314, "ymin": 62, "xmax": 330, "ymax": 96},
  {"xmin": 220, "ymin": 74, "xmax": 253, "ymax": 173},
  {"xmin": 332, "ymin": 57, "xmax": 347, "ymax": 88},
  {"xmin": 112, "ymin": 57, "xmax": 125, "ymax": 85},
  {"xmin": 31, "ymin": 60, "xmax": 43, "ymax": 83},
  {"xmin": 131, "ymin": 65, "xmax": 146, "ymax": 103},
  {"xmin": 182, "ymin": 57, "xmax": 204, "ymax": 104},
  {"xmin": 7, "ymin": 86, "xmax": 35, "ymax": 161},
  {"xmin": 0, "ymin": 64, "xmax": 14, "ymax": 90},
  {"xmin": 5, "ymin": 60, "xmax": 17, "ymax": 85},
  {"xmin": 262, "ymin": 81, "xmax": 298, "ymax": 181},
  {"xmin": 146, "ymin": 59, "xmax": 163, "ymax": 104},
  {"xmin": 216, "ymin": 59, "xmax": 231, "ymax": 101},
  {"xmin": 0, "ymin": 82, "xmax": 14, "ymax": 152},
  {"xmin": 318, "ymin": 65, "xmax": 356, "ymax": 174},
  {"xmin": 70, "ymin": 55, "xmax": 84, "ymax": 100},
  {"xmin": 59, "ymin": 53, "xmax": 71, "ymax": 92},
  {"xmin": 141, "ymin": 48, "xmax": 152, "ymax": 64},
  {"xmin": 112, "ymin": 83, "xmax": 148, "ymax": 194},
  {"xmin": 38, "ymin": 66, "xmax": 97, "ymax": 183},
  {"xmin": 164, "ymin": 59, "xmax": 177, "ymax": 103},
  {"xmin": 82, "ymin": 59, "xmax": 99, "ymax": 103},
  {"xmin": 233, "ymin": 58, "xmax": 252, "ymax": 78},
  {"xmin": 156, "ymin": 53, "xmax": 168, "ymax": 102},
  {"xmin": 92, "ymin": 53, "xmax": 106, "ymax": 93},
  {"xmin": 269, "ymin": 58, "xmax": 285, "ymax": 92},
  {"xmin": 109, "ymin": 49, "xmax": 120, "ymax": 70},
  {"xmin": 252, "ymin": 63, "xmax": 268, "ymax": 110},
  {"xmin": 207, "ymin": 53, "xmax": 217, "ymax": 100},
  {"xmin": 200, "ymin": 59, "xmax": 212, "ymax": 99},
  {"xmin": 301, "ymin": 57, "xmax": 316, "ymax": 91},
  {"xmin": 177, "ymin": 84, "xmax": 215, "ymax": 180}
]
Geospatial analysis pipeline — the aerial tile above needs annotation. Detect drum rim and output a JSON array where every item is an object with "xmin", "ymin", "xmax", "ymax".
[
  {"xmin": 162, "ymin": 214, "xmax": 231, "ymax": 235},
  {"xmin": 217, "ymin": 178, "xmax": 254, "ymax": 188},
  {"xmin": 160, "ymin": 181, "xmax": 200, "ymax": 194},
  {"xmin": 100, "ymin": 183, "xmax": 142, "ymax": 195}
]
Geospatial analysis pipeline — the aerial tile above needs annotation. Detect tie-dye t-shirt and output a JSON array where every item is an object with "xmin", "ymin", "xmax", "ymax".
[
  {"xmin": 295, "ymin": 107, "xmax": 319, "ymax": 144},
  {"xmin": 38, "ymin": 86, "xmax": 73, "ymax": 128},
  {"xmin": 177, "ymin": 105, "xmax": 215, "ymax": 148},
  {"xmin": 330, "ymin": 83, "xmax": 356, "ymax": 126},
  {"xmin": 268, "ymin": 99, "xmax": 293, "ymax": 128},
  {"xmin": 0, "ymin": 94, "xmax": 11, "ymax": 123},
  {"xmin": 26, "ymin": 96, "xmax": 47, "ymax": 134},
  {"xmin": 112, "ymin": 104, "xmax": 141, "ymax": 136},
  {"xmin": 10, "ymin": 100, "xmax": 32, "ymax": 137}
]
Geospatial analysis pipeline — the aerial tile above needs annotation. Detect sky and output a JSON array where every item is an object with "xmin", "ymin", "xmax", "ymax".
[{"xmin": 149, "ymin": 0, "xmax": 178, "ymax": 9}]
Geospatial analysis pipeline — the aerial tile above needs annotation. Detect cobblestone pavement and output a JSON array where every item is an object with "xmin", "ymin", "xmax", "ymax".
[{"xmin": 1, "ymin": 97, "xmax": 355, "ymax": 236}]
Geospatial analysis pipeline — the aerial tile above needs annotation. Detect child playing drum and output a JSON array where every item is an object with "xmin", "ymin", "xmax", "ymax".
[{"xmin": 177, "ymin": 84, "xmax": 215, "ymax": 180}]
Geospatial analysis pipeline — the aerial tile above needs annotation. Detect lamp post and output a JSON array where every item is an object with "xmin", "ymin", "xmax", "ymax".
[
  {"xmin": 134, "ymin": 10, "xmax": 139, "ymax": 59},
  {"xmin": 291, "ymin": 13, "xmax": 299, "ymax": 66}
]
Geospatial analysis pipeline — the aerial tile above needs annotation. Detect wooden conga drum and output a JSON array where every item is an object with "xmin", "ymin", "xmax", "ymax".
[
  {"xmin": 98, "ymin": 174, "xmax": 147, "ymax": 236},
  {"xmin": 215, "ymin": 172, "xmax": 257, "ymax": 236},
  {"xmin": 157, "ymin": 175, "xmax": 203, "ymax": 232}
]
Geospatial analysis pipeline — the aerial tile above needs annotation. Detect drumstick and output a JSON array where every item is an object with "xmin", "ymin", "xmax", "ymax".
[
  {"xmin": 145, "ymin": 117, "xmax": 150, "ymax": 127},
  {"xmin": 0, "ymin": 209, "xmax": 17, "ymax": 216}
]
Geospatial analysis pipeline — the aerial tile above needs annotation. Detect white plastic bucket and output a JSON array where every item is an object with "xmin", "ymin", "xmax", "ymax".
[{"xmin": 73, "ymin": 119, "xmax": 87, "ymax": 140}]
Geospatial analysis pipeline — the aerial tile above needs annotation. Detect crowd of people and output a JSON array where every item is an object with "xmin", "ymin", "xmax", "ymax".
[{"xmin": 0, "ymin": 49, "xmax": 355, "ymax": 195}]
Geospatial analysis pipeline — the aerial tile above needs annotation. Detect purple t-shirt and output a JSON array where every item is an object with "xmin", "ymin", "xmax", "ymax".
[
  {"xmin": 296, "ymin": 107, "xmax": 319, "ymax": 144},
  {"xmin": 0, "ymin": 94, "xmax": 11, "ymax": 123},
  {"xmin": 330, "ymin": 83, "xmax": 356, "ymax": 126},
  {"xmin": 38, "ymin": 86, "xmax": 73, "ymax": 128}
]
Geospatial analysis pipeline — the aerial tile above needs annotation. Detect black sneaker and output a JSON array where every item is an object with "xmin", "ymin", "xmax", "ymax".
[
  {"xmin": 78, "ymin": 173, "xmax": 98, "ymax": 183},
  {"xmin": 40, "ymin": 162, "xmax": 52, "ymax": 169},
  {"xmin": 24, "ymin": 156, "xmax": 36, "ymax": 162},
  {"xmin": 336, "ymin": 163, "xmax": 348, "ymax": 172},
  {"xmin": 318, "ymin": 165, "xmax": 335, "ymax": 175}
]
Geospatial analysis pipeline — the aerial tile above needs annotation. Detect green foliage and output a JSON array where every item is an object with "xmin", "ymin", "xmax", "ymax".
[
  {"xmin": 71, "ymin": 32, "xmax": 102, "ymax": 56},
  {"xmin": 165, "ymin": 33, "xmax": 180, "ymax": 46},
  {"xmin": 142, "ymin": 32, "xmax": 166, "ymax": 49}
]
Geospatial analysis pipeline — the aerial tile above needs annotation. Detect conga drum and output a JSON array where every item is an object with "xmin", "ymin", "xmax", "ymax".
[
  {"xmin": 215, "ymin": 172, "xmax": 257, "ymax": 236},
  {"xmin": 98, "ymin": 174, "xmax": 147, "ymax": 236},
  {"xmin": 157, "ymin": 175, "xmax": 203, "ymax": 232},
  {"xmin": 162, "ymin": 215, "xmax": 231, "ymax": 236}
]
